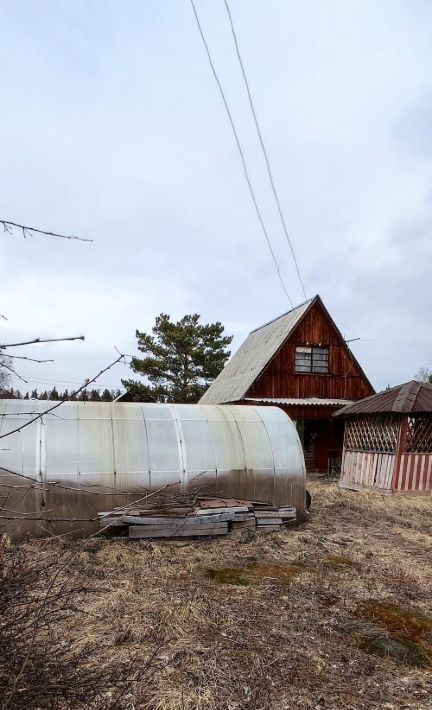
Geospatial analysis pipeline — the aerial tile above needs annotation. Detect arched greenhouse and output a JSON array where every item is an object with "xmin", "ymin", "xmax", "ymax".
[{"xmin": 0, "ymin": 400, "xmax": 306, "ymax": 537}]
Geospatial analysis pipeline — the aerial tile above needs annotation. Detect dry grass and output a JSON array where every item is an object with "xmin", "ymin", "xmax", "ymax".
[{"xmin": 18, "ymin": 482, "xmax": 432, "ymax": 709}]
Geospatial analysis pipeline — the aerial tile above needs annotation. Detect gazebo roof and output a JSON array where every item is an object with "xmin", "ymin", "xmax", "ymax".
[{"xmin": 334, "ymin": 380, "xmax": 432, "ymax": 417}]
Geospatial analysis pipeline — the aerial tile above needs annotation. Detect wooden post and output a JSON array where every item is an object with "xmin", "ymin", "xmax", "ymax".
[{"xmin": 392, "ymin": 415, "xmax": 408, "ymax": 492}]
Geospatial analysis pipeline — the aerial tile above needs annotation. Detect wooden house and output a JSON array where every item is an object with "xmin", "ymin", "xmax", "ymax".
[
  {"xmin": 334, "ymin": 380, "xmax": 432, "ymax": 494},
  {"xmin": 200, "ymin": 295, "xmax": 374, "ymax": 472}
]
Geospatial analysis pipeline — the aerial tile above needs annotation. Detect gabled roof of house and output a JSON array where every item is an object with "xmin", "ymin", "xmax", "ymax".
[
  {"xmin": 334, "ymin": 380, "xmax": 432, "ymax": 416},
  {"xmin": 200, "ymin": 297, "xmax": 313, "ymax": 404}
]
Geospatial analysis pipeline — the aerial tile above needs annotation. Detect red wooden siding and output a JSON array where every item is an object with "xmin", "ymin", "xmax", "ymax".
[
  {"xmin": 246, "ymin": 299, "xmax": 374, "ymax": 401},
  {"xmin": 396, "ymin": 454, "xmax": 432, "ymax": 492},
  {"xmin": 341, "ymin": 450, "xmax": 432, "ymax": 494}
]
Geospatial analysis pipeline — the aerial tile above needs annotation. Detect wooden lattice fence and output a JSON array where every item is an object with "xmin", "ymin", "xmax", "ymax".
[
  {"xmin": 405, "ymin": 415, "xmax": 432, "ymax": 453},
  {"xmin": 344, "ymin": 415, "xmax": 400, "ymax": 453}
]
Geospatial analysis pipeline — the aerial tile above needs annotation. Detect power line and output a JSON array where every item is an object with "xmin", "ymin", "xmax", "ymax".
[
  {"xmin": 223, "ymin": 0, "xmax": 307, "ymax": 300},
  {"xmin": 189, "ymin": 0, "xmax": 293, "ymax": 306}
]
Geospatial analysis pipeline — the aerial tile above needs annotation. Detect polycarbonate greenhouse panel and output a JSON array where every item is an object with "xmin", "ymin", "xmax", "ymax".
[{"xmin": 0, "ymin": 400, "xmax": 306, "ymax": 537}]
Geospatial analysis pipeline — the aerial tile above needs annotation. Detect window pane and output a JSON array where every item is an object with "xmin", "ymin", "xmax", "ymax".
[
  {"xmin": 312, "ymin": 347, "xmax": 329, "ymax": 373},
  {"xmin": 295, "ymin": 346, "xmax": 311, "ymax": 372}
]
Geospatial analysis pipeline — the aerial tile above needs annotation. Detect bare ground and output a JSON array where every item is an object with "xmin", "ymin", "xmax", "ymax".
[{"xmin": 20, "ymin": 481, "xmax": 432, "ymax": 709}]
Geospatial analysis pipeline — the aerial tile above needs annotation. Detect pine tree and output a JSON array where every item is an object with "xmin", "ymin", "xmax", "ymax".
[
  {"xmin": 101, "ymin": 388, "xmax": 112, "ymax": 402},
  {"xmin": 123, "ymin": 313, "xmax": 232, "ymax": 403}
]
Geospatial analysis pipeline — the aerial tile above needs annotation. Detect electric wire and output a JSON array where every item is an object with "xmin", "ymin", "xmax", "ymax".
[
  {"xmin": 189, "ymin": 0, "xmax": 292, "ymax": 306},
  {"xmin": 223, "ymin": 0, "xmax": 307, "ymax": 300}
]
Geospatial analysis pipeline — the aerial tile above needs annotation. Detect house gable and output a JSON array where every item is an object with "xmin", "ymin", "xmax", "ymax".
[
  {"xmin": 199, "ymin": 298, "xmax": 312, "ymax": 404},
  {"xmin": 246, "ymin": 296, "xmax": 374, "ymax": 401}
]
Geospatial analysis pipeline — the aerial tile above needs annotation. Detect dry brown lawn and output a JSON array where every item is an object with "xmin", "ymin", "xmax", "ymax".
[{"xmin": 21, "ymin": 481, "xmax": 432, "ymax": 709}]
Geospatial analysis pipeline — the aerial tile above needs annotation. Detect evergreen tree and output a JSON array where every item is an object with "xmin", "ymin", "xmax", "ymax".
[
  {"xmin": 89, "ymin": 389, "xmax": 101, "ymax": 401},
  {"xmin": 123, "ymin": 313, "xmax": 232, "ymax": 403},
  {"xmin": 49, "ymin": 387, "xmax": 60, "ymax": 401},
  {"xmin": 101, "ymin": 388, "xmax": 112, "ymax": 402},
  {"xmin": 24, "ymin": 392, "xmax": 29, "ymax": 400},
  {"xmin": 31, "ymin": 389, "xmax": 38, "ymax": 399}
]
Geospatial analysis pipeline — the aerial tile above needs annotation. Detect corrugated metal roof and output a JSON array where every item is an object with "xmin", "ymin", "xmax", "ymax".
[
  {"xmin": 245, "ymin": 397, "xmax": 353, "ymax": 407},
  {"xmin": 334, "ymin": 380, "xmax": 432, "ymax": 416},
  {"xmin": 199, "ymin": 298, "xmax": 313, "ymax": 404}
]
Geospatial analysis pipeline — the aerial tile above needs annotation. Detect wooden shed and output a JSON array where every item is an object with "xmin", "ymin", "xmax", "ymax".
[
  {"xmin": 335, "ymin": 380, "xmax": 432, "ymax": 495},
  {"xmin": 200, "ymin": 295, "xmax": 374, "ymax": 472}
]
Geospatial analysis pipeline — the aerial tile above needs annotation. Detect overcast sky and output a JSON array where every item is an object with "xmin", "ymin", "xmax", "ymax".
[{"xmin": 1, "ymin": 0, "xmax": 431, "ymax": 394}]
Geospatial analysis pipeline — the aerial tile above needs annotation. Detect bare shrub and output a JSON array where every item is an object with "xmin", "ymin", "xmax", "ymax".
[{"xmin": 0, "ymin": 536, "xmax": 153, "ymax": 709}]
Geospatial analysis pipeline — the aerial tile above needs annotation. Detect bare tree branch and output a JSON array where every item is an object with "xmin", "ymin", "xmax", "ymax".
[
  {"xmin": 0, "ymin": 481, "xmax": 181, "ymax": 523},
  {"xmin": 0, "ymin": 469, "xmax": 139, "ymax": 495},
  {"xmin": 0, "ymin": 506, "xmax": 54, "ymax": 516},
  {"xmin": 1, "ymin": 220, "xmax": 92, "ymax": 243},
  {"xmin": 6, "ymin": 354, "xmax": 54, "ymax": 363},
  {"xmin": 0, "ymin": 362, "xmax": 28, "ymax": 384},
  {"xmin": 0, "ymin": 335, "xmax": 85, "ymax": 350}
]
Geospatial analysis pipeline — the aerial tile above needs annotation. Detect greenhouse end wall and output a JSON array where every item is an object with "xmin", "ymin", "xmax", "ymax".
[{"xmin": 0, "ymin": 401, "xmax": 306, "ymax": 538}]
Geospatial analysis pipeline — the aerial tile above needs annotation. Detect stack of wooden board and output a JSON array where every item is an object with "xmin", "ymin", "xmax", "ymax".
[{"xmin": 98, "ymin": 496, "xmax": 297, "ymax": 540}]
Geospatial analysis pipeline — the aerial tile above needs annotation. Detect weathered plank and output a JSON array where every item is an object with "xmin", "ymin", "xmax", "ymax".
[
  {"xmin": 98, "ymin": 509, "xmax": 192, "ymax": 520},
  {"xmin": 256, "ymin": 517, "xmax": 283, "ymax": 526},
  {"xmin": 129, "ymin": 522, "xmax": 228, "ymax": 539},
  {"xmin": 230, "ymin": 519, "xmax": 256, "ymax": 530},
  {"xmin": 256, "ymin": 525, "xmax": 282, "ymax": 532},
  {"xmin": 197, "ymin": 498, "xmax": 251, "ymax": 509},
  {"xmin": 130, "ymin": 520, "xmax": 228, "ymax": 532},
  {"xmin": 196, "ymin": 506, "xmax": 249, "ymax": 516},
  {"xmin": 277, "ymin": 507, "xmax": 296, "ymax": 515},
  {"xmin": 122, "ymin": 513, "xmax": 234, "ymax": 525},
  {"xmin": 255, "ymin": 510, "xmax": 285, "ymax": 519},
  {"xmin": 231, "ymin": 513, "xmax": 255, "ymax": 521},
  {"xmin": 99, "ymin": 517, "xmax": 127, "ymax": 527}
]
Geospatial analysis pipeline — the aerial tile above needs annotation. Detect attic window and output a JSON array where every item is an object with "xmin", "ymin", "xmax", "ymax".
[{"xmin": 295, "ymin": 346, "xmax": 329, "ymax": 374}]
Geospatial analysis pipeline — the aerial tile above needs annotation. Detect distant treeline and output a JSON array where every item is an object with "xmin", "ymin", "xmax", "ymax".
[{"xmin": 2, "ymin": 388, "xmax": 123, "ymax": 401}]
